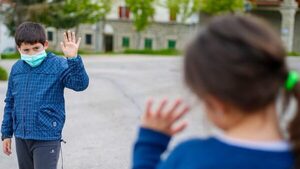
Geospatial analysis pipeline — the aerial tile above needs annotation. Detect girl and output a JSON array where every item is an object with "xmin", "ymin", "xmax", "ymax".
[{"xmin": 132, "ymin": 15, "xmax": 298, "ymax": 169}]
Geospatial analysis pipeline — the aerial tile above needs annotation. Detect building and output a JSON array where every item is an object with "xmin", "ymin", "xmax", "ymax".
[
  {"xmin": 198, "ymin": 0, "xmax": 300, "ymax": 53},
  {"xmin": 5, "ymin": 0, "xmax": 300, "ymax": 53},
  {"xmin": 249, "ymin": 0, "xmax": 300, "ymax": 52},
  {"xmin": 0, "ymin": 1, "xmax": 15, "ymax": 53},
  {"xmin": 46, "ymin": 0, "xmax": 199, "ymax": 52}
]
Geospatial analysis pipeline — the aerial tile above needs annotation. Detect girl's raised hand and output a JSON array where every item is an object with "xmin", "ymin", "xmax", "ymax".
[{"xmin": 141, "ymin": 99, "xmax": 190, "ymax": 136}]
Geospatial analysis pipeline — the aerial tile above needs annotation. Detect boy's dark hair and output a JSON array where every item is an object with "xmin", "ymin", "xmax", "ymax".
[
  {"xmin": 184, "ymin": 15, "xmax": 300, "ymax": 168},
  {"xmin": 15, "ymin": 22, "xmax": 46, "ymax": 47}
]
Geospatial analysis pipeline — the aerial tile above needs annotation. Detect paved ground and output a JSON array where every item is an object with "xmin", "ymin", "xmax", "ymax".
[
  {"xmin": 0, "ymin": 55, "xmax": 299, "ymax": 169},
  {"xmin": 0, "ymin": 55, "xmax": 210, "ymax": 169}
]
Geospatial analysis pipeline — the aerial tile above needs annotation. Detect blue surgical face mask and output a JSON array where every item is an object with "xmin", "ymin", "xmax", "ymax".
[{"xmin": 21, "ymin": 50, "xmax": 47, "ymax": 67}]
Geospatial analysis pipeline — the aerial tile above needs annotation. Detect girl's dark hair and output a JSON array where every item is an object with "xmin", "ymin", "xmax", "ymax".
[
  {"xmin": 15, "ymin": 22, "xmax": 46, "ymax": 47},
  {"xmin": 184, "ymin": 15, "xmax": 300, "ymax": 167}
]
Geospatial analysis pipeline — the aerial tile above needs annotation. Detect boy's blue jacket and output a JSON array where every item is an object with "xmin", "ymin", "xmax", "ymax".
[{"xmin": 1, "ymin": 52, "xmax": 89, "ymax": 140}]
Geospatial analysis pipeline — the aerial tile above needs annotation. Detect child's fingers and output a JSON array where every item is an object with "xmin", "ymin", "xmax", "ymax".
[
  {"xmin": 72, "ymin": 32, "xmax": 76, "ymax": 43},
  {"xmin": 166, "ymin": 99, "xmax": 182, "ymax": 117},
  {"xmin": 68, "ymin": 30, "xmax": 72, "ymax": 42},
  {"xmin": 63, "ymin": 32, "xmax": 68, "ymax": 43},
  {"xmin": 171, "ymin": 121, "xmax": 188, "ymax": 135},
  {"xmin": 3, "ymin": 147, "xmax": 8, "ymax": 155},
  {"xmin": 145, "ymin": 99, "xmax": 153, "ymax": 117},
  {"xmin": 60, "ymin": 42, "xmax": 66, "ymax": 51},
  {"xmin": 3, "ymin": 143, "xmax": 11, "ymax": 156},
  {"xmin": 76, "ymin": 37, "xmax": 82, "ymax": 47},
  {"xmin": 170, "ymin": 106, "xmax": 189, "ymax": 124},
  {"xmin": 156, "ymin": 99, "xmax": 168, "ymax": 117},
  {"xmin": 7, "ymin": 143, "xmax": 11, "ymax": 154}
]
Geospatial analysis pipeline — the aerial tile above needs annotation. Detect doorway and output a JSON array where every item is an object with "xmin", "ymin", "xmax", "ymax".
[{"xmin": 104, "ymin": 35, "xmax": 113, "ymax": 52}]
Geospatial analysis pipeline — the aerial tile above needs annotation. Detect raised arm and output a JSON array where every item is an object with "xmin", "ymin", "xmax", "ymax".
[
  {"xmin": 60, "ymin": 30, "xmax": 89, "ymax": 91},
  {"xmin": 132, "ymin": 99, "xmax": 189, "ymax": 169}
]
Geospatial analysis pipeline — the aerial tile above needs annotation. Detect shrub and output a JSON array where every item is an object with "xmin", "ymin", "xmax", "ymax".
[
  {"xmin": 0, "ymin": 66, "xmax": 8, "ymax": 81},
  {"xmin": 1, "ymin": 52, "xmax": 20, "ymax": 59},
  {"xmin": 123, "ymin": 49, "xmax": 180, "ymax": 55}
]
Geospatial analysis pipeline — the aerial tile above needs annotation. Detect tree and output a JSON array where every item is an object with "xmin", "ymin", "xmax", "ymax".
[
  {"xmin": 0, "ymin": 0, "xmax": 52, "ymax": 36},
  {"xmin": 38, "ymin": 0, "xmax": 111, "ymax": 30},
  {"xmin": 180, "ymin": 0, "xmax": 201, "ymax": 22},
  {"xmin": 126, "ymin": 0, "xmax": 155, "ymax": 49},
  {"xmin": 126, "ymin": 0, "xmax": 155, "ymax": 32},
  {"xmin": 157, "ymin": 0, "xmax": 200, "ymax": 23},
  {"xmin": 200, "ymin": 0, "xmax": 244, "ymax": 15},
  {"xmin": 0, "ymin": 0, "xmax": 112, "ymax": 49},
  {"xmin": 165, "ymin": 0, "xmax": 180, "ymax": 21},
  {"xmin": 37, "ymin": 0, "xmax": 112, "ymax": 50}
]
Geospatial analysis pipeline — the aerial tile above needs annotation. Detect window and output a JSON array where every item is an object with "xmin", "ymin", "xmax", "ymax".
[
  {"xmin": 122, "ymin": 37, "xmax": 130, "ymax": 48},
  {"xmin": 85, "ymin": 34, "xmax": 92, "ymax": 45},
  {"xmin": 119, "ymin": 6, "xmax": 130, "ymax": 19},
  {"xmin": 168, "ymin": 40, "xmax": 176, "ymax": 49},
  {"xmin": 47, "ymin": 31, "xmax": 53, "ymax": 41},
  {"xmin": 144, "ymin": 38, "xmax": 153, "ymax": 49}
]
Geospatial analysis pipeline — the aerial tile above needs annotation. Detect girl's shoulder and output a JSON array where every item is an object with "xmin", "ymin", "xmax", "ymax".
[
  {"xmin": 164, "ymin": 137, "xmax": 294, "ymax": 169},
  {"xmin": 173, "ymin": 136, "xmax": 293, "ymax": 155},
  {"xmin": 170, "ymin": 137, "xmax": 222, "ymax": 155}
]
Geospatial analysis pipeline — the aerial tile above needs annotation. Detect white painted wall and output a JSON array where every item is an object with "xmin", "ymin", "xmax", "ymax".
[
  {"xmin": 107, "ymin": 0, "xmax": 198, "ymax": 23},
  {"xmin": 0, "ymin": 23, "xmax": 15, "ymax": 53}
]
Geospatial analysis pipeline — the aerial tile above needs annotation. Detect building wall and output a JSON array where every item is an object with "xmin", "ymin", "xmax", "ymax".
[
  {"xmin": 107, "ymin": 20, "xmax": 197, "ymax": 52},
  {"xmin": 250, "ymin": 10, "xmax": 282, "ymax": 33},
  {"xmin": 45, "ymin": 0, "xmax": 199, "ymax": 52},
  {"xmin": 293, "ymin": 11, "xmax": 300, "ymax": 53},
  {"xmin": 0, "ymin": 22, "xmax": 15, "ymax": 53},
  {"xmin": 47, "ymin": 25, "xmax": 97, "ymax": 52},
  {"xmin": 251, "ymin": 10, "xmax": 300, "ymax": 53},
  {"xmin": 46, "ymin": 20, "xmax": 197, "ymax": 52},
  {"xmin": 107, "ymin": 0, "xmax": 198, "ymax": 24}
]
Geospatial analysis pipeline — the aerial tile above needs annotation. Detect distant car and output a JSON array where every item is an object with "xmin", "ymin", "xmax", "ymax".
[{"xmin": 2, "ymin": 47, "xmax": 16, "ymax": 54}]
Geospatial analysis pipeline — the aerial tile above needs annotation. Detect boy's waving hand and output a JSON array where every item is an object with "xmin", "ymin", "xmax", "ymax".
[{"xmin": 60, "ymin": 30, "xmax": 81, "ymax": 58}]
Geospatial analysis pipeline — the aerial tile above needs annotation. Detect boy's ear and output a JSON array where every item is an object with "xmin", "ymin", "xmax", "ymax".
[
  {"xmin": 17, "ymin": 46, "xmax": 22, "ymax": 54},
  {"xmin": 44, "ymin": 41, "xmax": 49, "ymax": 50}
]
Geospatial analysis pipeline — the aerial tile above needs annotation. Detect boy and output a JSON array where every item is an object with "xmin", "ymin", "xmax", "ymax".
[{"xmin": 1, "ymin": 22, "xmax": 89, "ymax": 169}]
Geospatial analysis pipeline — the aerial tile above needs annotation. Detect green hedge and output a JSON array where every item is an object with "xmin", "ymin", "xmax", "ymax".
[
  {"xmin": 1, "ymin": 50, "xmax": 64, "ymax": 59},
  {"xmin": 46, "ymin": 49, "xmax": 64, "ymax": 56},
  {"xmin": 123, "ymin": 49, "xmax": 180, "ymax": 56},
  {"xmin": 288, "ymin": 51, "xmax": 300, "ymax": 56},
  {"xmin": 0, "ymin": 49, "xmax": 181, "ymax": 59},
  {"xmin": 0, "ymin": 66, "xmax": 8, "ymax": 81},
  {"xmin": 1, "ymin": 52, "xmax": 20, "ymax": 59}
]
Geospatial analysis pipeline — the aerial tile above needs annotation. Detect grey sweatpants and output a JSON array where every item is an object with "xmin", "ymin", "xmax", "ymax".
[{"xmin": 15, "ymin": 138, "xmax": 61, "ymax": 169}]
